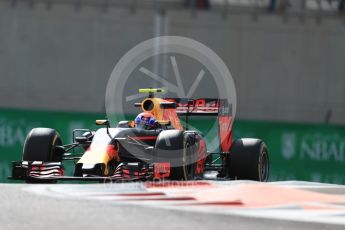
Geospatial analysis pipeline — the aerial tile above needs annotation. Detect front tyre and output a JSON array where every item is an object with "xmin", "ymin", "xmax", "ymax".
[
  {"xmin": 22, "ymin": 128, "xmax": 64, "ymax": 184},
  {"xmin": 226, "ymin": 138, "xmax": 269, "ymax": 182},
  {"xmin": 23, "ymin": 128, "xmax": 63, "ymax": 162}
]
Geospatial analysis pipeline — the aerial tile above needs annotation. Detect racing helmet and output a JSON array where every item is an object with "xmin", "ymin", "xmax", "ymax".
[{"xmin": 134, "ymin": 112, "xmax": 157, "ymax": 129}]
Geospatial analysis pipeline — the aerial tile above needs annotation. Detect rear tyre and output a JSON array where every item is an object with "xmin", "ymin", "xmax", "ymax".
[
  {"xmin": 155, "ymin": 130, "xmax": 196, "ymax": 180},
  {"xmin": 23, "ymin": 128, "xmax": 63, "ymax": 183},
  {"xmin": 226, "ymin": 138, "xmax": 269, "ymax": 181}
]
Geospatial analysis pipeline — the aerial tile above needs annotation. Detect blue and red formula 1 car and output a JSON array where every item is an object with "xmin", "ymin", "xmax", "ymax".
[{"xmin": 10, "ymin": 88, "xmax": 269, "ymax": 183}]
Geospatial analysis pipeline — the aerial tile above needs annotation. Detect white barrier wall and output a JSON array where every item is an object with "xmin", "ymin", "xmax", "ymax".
[{"xmin": 0, "ymin": 1, "xmax": 344, "ymax": 124}]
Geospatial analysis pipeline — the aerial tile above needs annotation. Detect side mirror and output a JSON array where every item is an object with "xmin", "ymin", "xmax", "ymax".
[
  {"xmin": 75, "ymin": 136, "xmax": 89, "ymax": 144},
  {"xmin": 95, "ymin": 120, "xmax": 109, "ymax": 126},
  {"xmin": 74, "ymin": 131, "xmax": 94, "ymax": 144},
  {"xmin": 96, "ymin": 119, "xmax": 111, "ymax": 134},
  {"xmin": 117, "ymin": 120, "xmax": 135, "ymax": 128}
]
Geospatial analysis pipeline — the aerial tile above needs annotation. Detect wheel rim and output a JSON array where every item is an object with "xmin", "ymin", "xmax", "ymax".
[
  {"xmin": 259, "ymin": 151, "xmax": 269, "ymax": 182},
  {"xmin": 182, "ymin": 141, "xmax": 194, "ymax": 180}
]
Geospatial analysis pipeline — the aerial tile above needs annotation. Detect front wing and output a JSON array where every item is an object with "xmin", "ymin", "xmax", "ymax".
[{"xmin": 9, "ymin": 161, "xmax": 171, "ymax": 182}]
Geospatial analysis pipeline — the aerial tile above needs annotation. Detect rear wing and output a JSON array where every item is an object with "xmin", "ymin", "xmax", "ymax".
[
  {"xmin": 163, "ymin": 98, "xmax": 219, "ymax": 115},
  {"xmin": 164, "ymin": 98, "xmax": 233, "ymax": 152}
]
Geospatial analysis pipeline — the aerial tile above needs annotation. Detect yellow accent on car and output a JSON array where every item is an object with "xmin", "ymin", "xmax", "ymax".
[
  {"xmin": 138, "ymin": 88, "xmax": 164, "ymax": 93},
  {"xmin": 77, "ymin": 147, "xmax": 110, "ymax": 176}
]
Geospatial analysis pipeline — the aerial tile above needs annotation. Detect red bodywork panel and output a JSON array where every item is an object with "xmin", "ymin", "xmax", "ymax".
[
  {"xmin": 195, "ymin": 139, "xmax": 207, "ymax": 175},
  {"xmin": 161, "ymin": 107, "xmax": 183, "ymax": 130},
  {"xmin": 218, "ymin": 100, "xmax": 233, "ymax": 152},
  {"xmin": 165, "ymin": 98, "xmax": 233, "ymax": 153},
  {"xmin": 154, "ymin": 163, "xmax": 171, "ymax": 179}
]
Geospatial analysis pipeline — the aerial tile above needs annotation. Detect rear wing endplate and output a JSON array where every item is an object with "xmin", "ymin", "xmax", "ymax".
[{"xmin": 164, "ymin": 98, "xmax": 233, "ymax": 152}]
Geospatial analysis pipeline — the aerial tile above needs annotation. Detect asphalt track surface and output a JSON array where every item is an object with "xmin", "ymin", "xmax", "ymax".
[{"xmin": 1, "ymin": 181, "xmax": 345, "ymax": 230}]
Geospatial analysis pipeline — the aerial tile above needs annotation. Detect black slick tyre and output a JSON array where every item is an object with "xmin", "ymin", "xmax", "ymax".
[
  {"xmin": 22, "ymin": 128, "xmax": 63, "ymax": 183},
  {"xmin": 226, "ymin": 138, "xmax": 269, "ymax": 181},
  {"xmin": 23, "ymin": 128, "xmax": 63, "ymax": 162},
  {"xmin": 155, "ymin": 130, "xmax": 196, "ymax": 180}
]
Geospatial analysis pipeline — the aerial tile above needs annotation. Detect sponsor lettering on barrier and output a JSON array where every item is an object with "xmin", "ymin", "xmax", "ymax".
[
  {"xmin": 0, "ymin": 118, "xmax": 40, "ymax": 148},
  {"xmin": 300, "ymin": 134, "xmax": 345, "ymax": 162},
  {"xmin": 281, "ymin": 132, "xmax": 345, "ymax": 163},
  {"xmin": 281, "ymin": 132, "xmax": 296, "ymax": 160}
]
